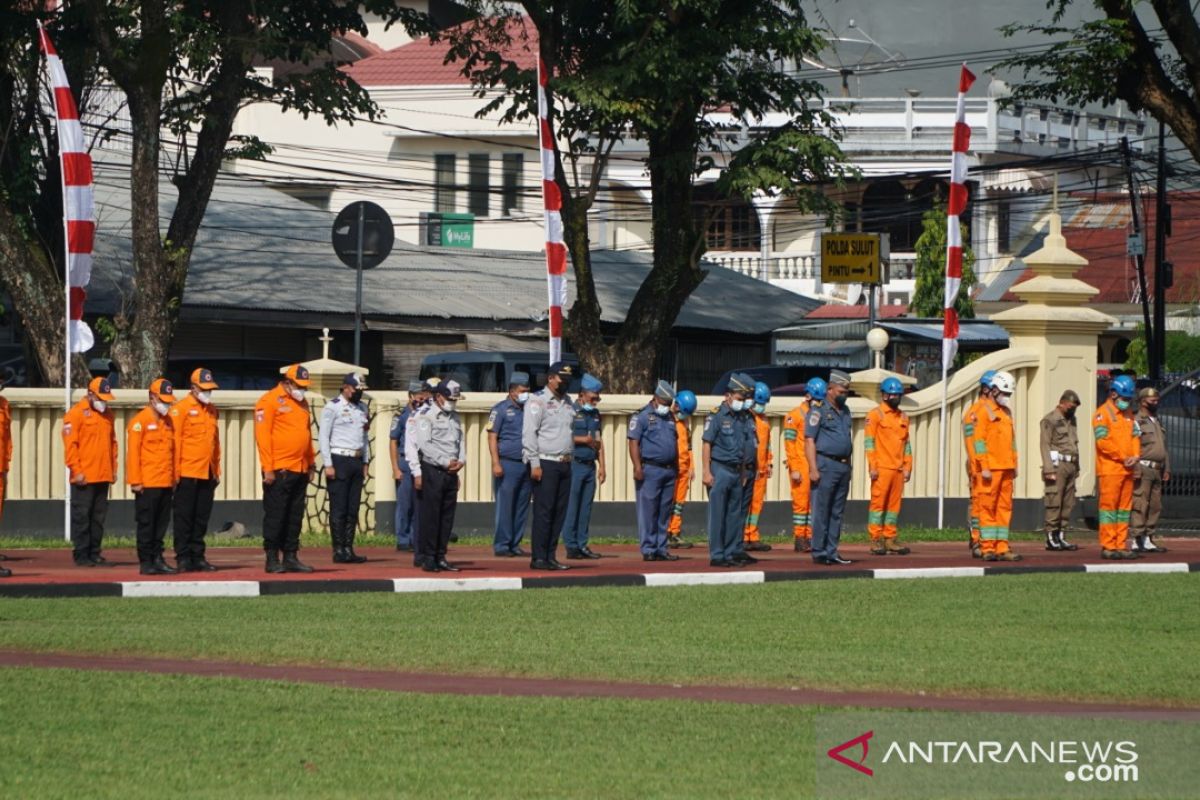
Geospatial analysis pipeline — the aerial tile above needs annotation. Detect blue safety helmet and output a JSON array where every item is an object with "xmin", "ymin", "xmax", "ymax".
[
  {"xmin": 1111, "ymin": 375, "xmax": 1136, "ymax": 399},
  {"xmin": 981, "ymin": 369, "xmax": 997, "ymax": 388},
  {"xmin": 806, "ymin": 377, "xmax": 828, "ymax": 400},
  {"xmin": 753, "ymin": 381, "xmax": 771, "ymax": 405},
  {"xmin": 675, "ymin": 390, "xmax": 698, "ymax": 417},
  {"xmin": 881, "ymin": 377, "xmax": 904, "ymax": 395}
]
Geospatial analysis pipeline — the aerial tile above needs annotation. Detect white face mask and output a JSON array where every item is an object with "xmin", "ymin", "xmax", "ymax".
[
  {"xmin": 517, "ymin": 392, "xmax": 530, "ymax": 405},
  {"xmin": 152, "ymin": 399, "xmax": 170, "ymax": 416},
  {"xmin": 654, "ymin": 403, "xmax": 670, "ymax": 417},
  {"xmin": 996, "ymin": 394, "xmax": 1011, "ymax": 408},
  {"xmin": 195, "ymin": 390, "xmax": 212, "ymax": 405},
  {"xmin": 729, "ymin": 398, "xmax": 744, "ymax": 412},
  {"xmin": 443, "ymin": 400, "xmax": 458, "ymax": 413},
  {"xmin": 91, "ymin": 399, "xmax": 107, "ymax": 413},
  {"xmin": 288, "ymin": 386, "xmax": 306, "ymax": 402}
]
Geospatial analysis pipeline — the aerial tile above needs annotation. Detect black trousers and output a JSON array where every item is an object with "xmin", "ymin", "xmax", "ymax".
[
  {"xmin": 531, "ymin": 460, "xmax": 571, "ymax": 562},
  {"xmin": 327, "ymin": 454, "xmax": 365, "ymax": 542},
  {"xmin": 417, "ymin": 462, "xmax": 458, "ymax": 565},
  {"xmin": 135, "ymin": 487, "xmax": 173, "ymax": 564},
  {"xmin": 70, "ymin": 482, "xmax": 110, "ymax": 561},
  {"xmin": 262, "ymin": 470, "xmax": 307, "ymax": 553},
  {"xmin": 173, "ymin": 477, "xmax": 216, "ymax": 562}
]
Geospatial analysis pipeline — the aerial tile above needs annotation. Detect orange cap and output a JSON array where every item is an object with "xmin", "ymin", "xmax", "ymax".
[
  {"xmin": 284, "ymin": 364, "xmax": 311, "ymax": 388},
  {"xmin": 190, "ymin": 367, "xmax": 218, "ymax": 390},
  {"xmin": 88, "ymin": 376, "xmax": 115, "ymax": 401},
  {"xmin": 149, "ymin": 378, "xmax": 175, "ymax": 402}
]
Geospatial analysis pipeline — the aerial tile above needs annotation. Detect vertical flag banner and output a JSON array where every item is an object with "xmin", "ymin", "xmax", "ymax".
[
  {"xmin": 38, "ymin": 22, "xmax": 95, "ymax": 355},
  {"xmin": 537, "ymin": 57, "xmax": 566, "ymax": 364},
  {"xmin": 942, "ymin": 63, "xmax": 975, "ymax": 371}
]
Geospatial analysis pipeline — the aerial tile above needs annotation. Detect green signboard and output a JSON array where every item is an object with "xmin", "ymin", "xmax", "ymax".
[{"xmin": 424, "ymin": 212, "xmax": 474, "ymax": 248}]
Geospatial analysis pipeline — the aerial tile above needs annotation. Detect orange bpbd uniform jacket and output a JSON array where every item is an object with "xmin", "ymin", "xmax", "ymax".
[
  {"xmin": 0, "ymin": 395, "xmax": 11, "ymax": 473},
  {"xmin": 1093, "ymin": 399, "xmax": 1139, "ymax": 474},
  {"xmin": 971, "ymin": 397, "xmax": 1017, "ymax": 472},
  {"xmin": 865, "ymin": 404, "xmax": 912, "ymax": 472},
  {"xmin": 783, "ymin": 401, "xmax": 810, "ymax": 477},
  {"xmin": 254, "ymin": 384, "xmax": 315, "ymax": 473},
  {"xmin": 171, "ymin": 393, "xmax": 221, "ymax": 480},
  {"xmin": 126, "ymin": 406, "xmax": 175, "ymax": 489},
  {"xmin": 62, "ymin": 398, "xmax": 117, "ymax": 483},
  {"xmin": 962, "ymin": 397, "xmax": 987, "ymax": 466},
  {"xmin": 753, "ymin": 414, "xmax": 772, "ymax": 472},
  {"xmin": 675, "ymin": 418, "xmax": 693, "ymax": 480}
]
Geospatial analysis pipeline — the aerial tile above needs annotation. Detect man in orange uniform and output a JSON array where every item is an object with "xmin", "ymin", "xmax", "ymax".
[
  {"xmin": 128, "ymin": 378, "xmax": 178, "ymax": 575},
  {"xmin": 1093, "ymin": 375, "xmax": 1141, "ymax": 559},
  {"xmin": 970, "ymin": 370, "xmax": 1021, "ymax": 561},
  {"xmin": 171, "ymin": 368, "xmax": 221, "ymax": 572},
  {"xmin": 782, "ymin": 381, "xmax": 814, "ymax": 552},
  {"xmin": 0, "ymin": 379, "xmax": 12, "ymax": 577},
  {"xmin": 665, "ymin": 389, "xmax": 697, "ymax": 549},
  {"xmin": 743, "ymin": 382, "xmax": 774, "ymax": 552},
  {"xmin": 254, "ymin": 364, "xmax": 317, "ymax": 574},
  {"xmin": 63, "ymin": 377, "xmax": 118, "ymax": 567},
  {"xmin": 962, "ymin": 370, "xmax": 996, "ymax": 559},
  {"xmin": 865, "ymin": 377, "xmax": 912, "ymax": 555}
]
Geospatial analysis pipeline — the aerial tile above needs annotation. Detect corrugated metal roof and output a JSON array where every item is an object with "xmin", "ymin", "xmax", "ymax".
[
  {"xmin": 880, "ymin": 320, "xmax": 1009, "ymax": 344},
  {"xmin": 775, "ymin": 340, "xmax": 868, "ymax": 356},
  {"xmin": 87, "ymin": 166, "xmax": 819, "ymax": 336}
]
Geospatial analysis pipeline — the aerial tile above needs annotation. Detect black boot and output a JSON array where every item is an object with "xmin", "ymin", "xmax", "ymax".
[
  {"xmin": 1054, "ymin": 531, "xmax": 1078, "ymax": 551},
  {"xmin": 0, "ymin": 564, "xmax": 11, "ymax": 577},
  {"xmin": 264, "ymin": 550, "xmax": 284, "ymax": 574},
  {"xmin": 343, "ymin": 525, "xmax": 367, "ymax": 563},
  {"xmin": 331, "ymin": 520, "xmax": 350, "ymax": 564},
  {"xmin": 1045, "ymin": 531, "xmax": 1062, "ymax": 551},
  {"xmin": 153, "ymin": 556, "xmax": 179, "ymax": 574},
  {"xmin": 282, "ymin": 551, "xmax": 314, "ymax": 573}
]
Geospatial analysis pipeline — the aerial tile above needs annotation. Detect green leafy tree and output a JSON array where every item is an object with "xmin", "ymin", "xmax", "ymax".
[
  {"xmin": 443, "ymin": 1, "xmax": 852, "ymax": 391},
  {"xmin": 0, "ymin": 3, "xmax": 430, "ymax": 385},
  {"xmin": 1125, "ymin": 327, "xmax": 1200, "ymax": 374},
  {"xmin": 997, "ymin": 1, "xmax": 1200, "ymax": 163},
  {"xmin": 909, "ymin": 205, "xmax": 977, "ymax": 320}
]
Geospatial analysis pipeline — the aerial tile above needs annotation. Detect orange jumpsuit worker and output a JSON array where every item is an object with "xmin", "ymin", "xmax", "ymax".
[
  {"xmin": 962, "ymin": 370, "xmax": 996, "ymax": 558},
  {"xmin": 127, "ymin": 378, "xmax": 178, "ymax": 575},
  {"xmin": 170, "ymin": 367, "xmax": 221, "ymax": 572},
  {"xmin": 1093, "ymin": 375, "xmax": 1140, "ymax": 559},
  {"xmin": 665, "ymin": 389, "xmax": 698, "ymax": 549},
  {"xmin": 782, "ymin": 381, "xmax": 815, "ymax": 552},
  {"xmin": 743, "ymin": 382, "xmax": 774, "ymax": 552},
  {"xmin": 970, "ymin": 370, "xmax": 1021, "ymax": 561},
  {"xmin": 254, "ymin": 364, "xmax": 317, "ymax": 574},
  {"xmin": 865, "ymin": 377, "xmax": 912, "ymax": 555},
  {"xmin": 63, "ymin": 377, "xmax": 118, "ymax": 567},
  {"xmin": 0, "ymin": 379, "xmax": 12, "ymax": 578}
]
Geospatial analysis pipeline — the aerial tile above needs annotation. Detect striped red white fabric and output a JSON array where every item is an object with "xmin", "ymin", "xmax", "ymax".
[
  {"xmin": 942, "ymin": 63, "xmax": 975, "ymax": 372},
  {"xmin": 536, "ymin": 57, "xmax": 566, "ymax": 364},
  {"xmin": 38, "ymin": 23, "xmax": 94, "ymax": 354}
]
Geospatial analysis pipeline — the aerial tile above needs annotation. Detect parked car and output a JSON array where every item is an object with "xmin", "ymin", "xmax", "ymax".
[{"xmin": 419, "ymin": 351, "xmax": 582, "ymax": 392}]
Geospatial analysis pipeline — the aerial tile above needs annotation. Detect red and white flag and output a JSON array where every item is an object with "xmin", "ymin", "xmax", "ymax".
[
  {"xmin": 38, "ymin": 23, "xmax": 94, "ymax": 354},
  {"xmin": 942, "ymin": 63, "xmax": 975, "ymax": 372},
  {"xmin": 536, "ymin": 57, "xmax": 566, "ymax": 364}
]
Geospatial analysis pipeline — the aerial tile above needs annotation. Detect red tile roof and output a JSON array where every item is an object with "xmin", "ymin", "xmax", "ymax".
[
  {"xmin": 806, "ymin": 303, "xmax": 909, "ymax": 319},
  {"xmin": 1002, "ymin": 192, "xmax": 1200, "ymax": 304},
  {"xmin": 343, "ymin": 17, "xmax": 537, "ymax": 87}
]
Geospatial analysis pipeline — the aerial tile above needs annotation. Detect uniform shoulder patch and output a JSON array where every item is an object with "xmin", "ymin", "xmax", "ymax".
[
  {"xmin": 132, "ymin": 422, "xmax": 142, "ymax": 432},
  {"xmin": 255, "ymin": 409, "xmax": 265, "ymax": 424},
  {"xmin": 62, "ymin": 422, "xmax": 72, "ymax": 435},
  {"xmin": 808, "ymin": 412, "xmax": 821, "ymax": 426},
  {"xmin": 628, "ymin": 416, "xmax": 638, "ymax": 431}
]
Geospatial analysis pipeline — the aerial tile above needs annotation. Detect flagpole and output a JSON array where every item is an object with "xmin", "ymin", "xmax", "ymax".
[{"xmin": 937, "ymin": 360, "xmax": 948, "ymax": 528}]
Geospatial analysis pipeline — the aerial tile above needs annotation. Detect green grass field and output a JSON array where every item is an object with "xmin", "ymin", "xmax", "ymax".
[
  {"xmin": 0, "ymin": 667, "xmax": 817, "ymax": 799},
  {"xmin": 2, "ymin": 574, "xmax": 1197, "ymax": 706}
]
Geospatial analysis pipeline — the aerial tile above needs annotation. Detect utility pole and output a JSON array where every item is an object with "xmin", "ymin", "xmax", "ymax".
[
  {"xmin": 1120, "ymin": 136, "xmax": 1154, "ymax": 376},
  {"xmin": 1153, "ymin": 123, "xmax": 1171, "ymax": 382}
]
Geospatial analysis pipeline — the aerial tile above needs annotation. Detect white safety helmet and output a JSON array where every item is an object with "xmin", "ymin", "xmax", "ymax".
[{"xmin": 990, "ymin": 371, "xmax": 1016, "ymax": 395}]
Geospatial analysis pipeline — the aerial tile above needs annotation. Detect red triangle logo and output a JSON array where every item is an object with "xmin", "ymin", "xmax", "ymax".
[{"xmin": 827, "ymin": 730, "xmax": 874, "ymax": 777}]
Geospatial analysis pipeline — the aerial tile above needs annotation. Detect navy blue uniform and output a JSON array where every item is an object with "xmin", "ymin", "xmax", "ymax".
[
  {"xmin": 629, "ymin": 403, "xmax": 679, "ymax": 557},
  {"xmin": 703, "ymin": 403, "xmax": 757, "ymax": 561},
  {"xmin": 562, "ymin": 404, "xmax": 602, "ymax": 552},
  {"xmin": 390, "ymin": 405, "xmax": 419, "ymax": 548},
  {"xmin": 488, "ymin": 397, "xmax": 531, "ymax": 555},
  {"xmin": 806, "ymin": 399, "xmax": 853, "ymax": 561}
]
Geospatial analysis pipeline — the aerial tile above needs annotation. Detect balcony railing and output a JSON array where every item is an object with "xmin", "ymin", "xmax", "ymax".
[{"xmin": 706, "ymin": 252, "xmax": 917, "ymax": 283}]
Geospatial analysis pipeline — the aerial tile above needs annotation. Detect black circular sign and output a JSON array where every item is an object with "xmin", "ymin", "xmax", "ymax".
[{"xmin": 332, "ymin": 201, "xmax": 394, "ymax": 270}]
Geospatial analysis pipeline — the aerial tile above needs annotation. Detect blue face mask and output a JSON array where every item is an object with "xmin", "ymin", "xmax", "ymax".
[
  {"xmin": 654, "ymin": 403, "xmax": 670, "ymax": 417},
  {"xmin": 729, "ymin": 398, "xmax": 745, "ymax": 412},
  {"xmin": 753, "ymin": 403, "xmax": 765, "ymax": 415},
  {"xmin": 1116, "ymin": 399, "xmax": 1130, "ymax": 411},
  {"xmin": 582, "ymin": 403, "xmax": 596, "ymax": 412},
  {"xmin": 517, "ymin": 392, "xmax": 530, "ymax": 405}
]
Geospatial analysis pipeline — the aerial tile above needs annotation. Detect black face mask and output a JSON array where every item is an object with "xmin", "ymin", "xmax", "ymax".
[
  {"xmin": 885, "ymin": 396, "xmax": 900, "ymax": 409},
  {"xmin": 350, "ymin": 390, "xmax": 363, "ymax": 404},
  {"xmin": 833, "ymin": 394, "xmax": 846, "ymax": 408},
  {"xmin": 1063, "ymin": 407, "xmax": 1076, "ymax": 419}
]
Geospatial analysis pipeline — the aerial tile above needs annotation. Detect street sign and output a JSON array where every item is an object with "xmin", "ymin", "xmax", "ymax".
[
  {"xmin": 332, "ymin": 201, "xmax": 394, "ymax": 270},
  {"xmin": 422, "ymin": 212, "xmax": 475, "ymax": 248},
  {"xmin": 821, "ymin": 233, "xmax": 881, "ymax": 284}
]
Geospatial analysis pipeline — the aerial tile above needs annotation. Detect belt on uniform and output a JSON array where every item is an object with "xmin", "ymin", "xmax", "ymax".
[
  {"xmin": 538, "ymin": 454, "xmax": 572, "ymax": 463},
  {"xmin": 573, "ymin": 457, "xmax": 596, "ymax": 465},
  {"xmin": 714, "ymin": 460, "xmax": 753, "ymax": 469},
  {"xmin": 642, "ymin": 459, "xmax": 678, "ymax": 469},
  {"xmin": 1139, "ymin": 459, "xmax": 1165, "ymax": 469},
  {"xmin": 1058, "ymin": 454, "xmax": 1076, "ymax": 463},
  {"xmin": 331, "ymin": 448, "xmax": 363, "ymax": 458},
  {"xmin": 818, "ymin": 453, "xmax": 851, "ymax": 464},
  {"xmin": 419, "ymin": 458, "xmax": 449, "ymax": 472}
]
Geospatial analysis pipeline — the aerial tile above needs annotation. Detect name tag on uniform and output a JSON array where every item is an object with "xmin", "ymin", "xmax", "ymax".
[
  {"xmin": 189, "ymin": 409, "xmax": 200, "ymax": 416},
  {"xmin": 147, "ymin": 424, "xmax": 158, "ymax": 431}
]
